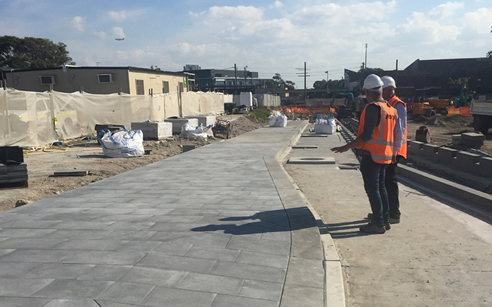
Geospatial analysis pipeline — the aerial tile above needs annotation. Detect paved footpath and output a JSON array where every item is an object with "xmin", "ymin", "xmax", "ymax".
[
  {"xmin": 0, "ymin": 121, "xmax": 327, "ymax": 307},
  {"xmin": 285, "ymin": 124, "xmax": 492, "ymax": 307}
]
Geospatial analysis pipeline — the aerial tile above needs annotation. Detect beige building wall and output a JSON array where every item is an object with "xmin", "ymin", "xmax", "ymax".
[
  {"xmin": 4, "ymin": 67, "xmax": 189, "ymax": 95},
  {"xmin": 128, "ymin": 72, "xmax": 188, "ymax": 95}
]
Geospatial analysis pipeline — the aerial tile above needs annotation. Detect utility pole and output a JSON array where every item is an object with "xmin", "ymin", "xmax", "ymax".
[
  {"xmin": 325, "ymin": 70, "xmax": 329, "ymax": 95},
  {"xmin": 234, "ymin": 63, "xmax": 237, "ymax": 93},
  {"xmin": 244, "ymin": 66, "xmax": 248, "ymax": 87},
  {"xmin": 296, "ymin": 62, "xmax": 309, "ymax": 103},
  {"xmin": 364, "ymin": 44, "xmax": 368, "ymax": 70}
]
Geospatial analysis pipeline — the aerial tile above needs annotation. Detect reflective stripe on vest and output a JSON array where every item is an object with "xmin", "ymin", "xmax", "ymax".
[{"xmin": 388, "ymin": 95, "xmax": 408, "ymax": 159}]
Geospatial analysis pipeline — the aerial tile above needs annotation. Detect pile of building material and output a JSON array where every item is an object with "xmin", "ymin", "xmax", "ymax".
[
  {"xmin": 131, "ymin": 121, "xmax": 172, "ymax": 140},
  {"xmin": 0, "ymin": 146, "xmax": 28, "ymax": 187},
  {"xmin": 452, "ymin": 132, "xmax": 485, "ymax": 149}
]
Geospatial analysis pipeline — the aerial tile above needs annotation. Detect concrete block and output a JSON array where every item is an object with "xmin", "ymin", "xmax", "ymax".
[
  {"xmin": 478, "ymin": 157, "xmax": 492, "ymax": 179},
  {"xmin": 461, "ymin": 132, "xmax": 485, "ymax": 141},
  {"xmin": 422, "ymin": 144, "xmax": 440, "ymax": 162},
  {"xmin": 437, "ymin": 147, "xmax": 458, "ymax": 165},
  {"xmin": 164, "ymin": 118, "xmax": 199, "ymax": 134},
  {"xmin": 454, "ymin": 151, "xmax": 481, "ymax": 172},
  {"xmin": 131, "ymin": 121, "xmax": 172, "ymax": 140},
  {"xmin": 185, "ymin": 115, "xmax": 216, "ymax": 127},
  {"xmin": 182, "ymin": 145, "xmax": 196, "ymax": 153},
  {"xmin": 408, "ymin": 141, "xmax": 423, "ymax": 156}
]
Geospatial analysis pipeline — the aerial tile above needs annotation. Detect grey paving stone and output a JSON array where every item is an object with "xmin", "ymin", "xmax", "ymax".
[
  {"xmin": 284, "ymin": 257, "xmax": 324, "ymax": 289},
  {"xmin": 102, "ymin": 230, "xmax": 157, "ymax": 241},
  {"xmin": 0, "ymin": 228, "xmax": 56, "ymax": 238},
  {"xmin": 1, "ymin": 219, "xmax": 61, "ymax": 229},
  {"xmin": 0, "ymin": 238, "xmax": 67, "ymax": 250},
  {"xmin": 184, "ymin": 246, "xmax": 240, "ymax": 262},
  {"xmin": 0, "ymin": 262, "xmax": 40, "ymax": 277},
  {"xmin": 136, "ymin": 252, "xmax": 216, "ymax": 273},
  {"xmin": 159, "ymin": 233, "xmax": 232, "ymax": 249},
  {"xmin": 0, "ymin": 277, "xmax": 53, "ymax": 296},
  {"xmin": 240, "ymin": 279, "xmax": 283, "ymax": 302},
  {"xmin": 104, "ymin": 222, "xmax": 157, "ymax": 231},
  {"xmin": 62, "ymin": 251, "xmax": 146, "ymax": 265},
  {"xmin": 152, "ymin": 241, "xmax": 193, "ymax": 256},
  {"xmin": 176, "ymin": 272, "xmax": 244, "ymax": 295},
  {"xmin": 211, "ymin": 294, "xmax": 278, "ymax": 307},
  {"xmin": 118, "ymin": 266, "xmax": 187, "ymax": 287},
  {"xmin": 44, "ymin": 230, "xmax": 110, "ymax": 240},
  {"xmin": 117, "ymin": 240, "xmax": 160, "ymax": 252},
  {"xmin": 141, "ymin": 287, "xmax": 216, "ymax": 307},
  {"xmin": 148, "ymin": 215, "xmax": 204, "ymax": 223},
  {"xmin": 55, "ymin": 240, "xmax": 129, "ymax": 251},
  {"xmin": 96, "ymin": 282, "xmax": 154, "ymax": 305},
  {"xmin": 43, "ymin": 298, "xmax": 100, "ymax": 307},
  {"xmin": 98, "ymin": 214, "xmax": 154, "ymax": 222},
  {"xmin": 32, "ymin": 279, "xmax": 113, "ymax": 299},
  {"xmin": 209, "ymin": 261, "xmax": 286, "ymax": 283},
  {"xmin": 53, "ymin": 221, "xmax": 115, "ymax": 230},
  {"xmin": 291, "ymin": 228, "xmax": 323, "ymax": 260},
  {"xmin": 0, "ymin": 297, "xmax": 50, "ymax": 307},
  {"xmin": 226, "ymin": 236, "xmax": 290, "ymax": 256},
  {"xmin": 22, "ymin": 263, "xmax": 95, "ymax": 279},
  {"xmin": 280, "ymin": 285, "xmax": 324, "ymax": 307},
  {"xmin": 0, "ymin": 249, "xmax": 79, "ymax": 263},
  {"xmin": 75, "ymin": 264, "xmax": 133, "ymax": 282},
  {"xmin": 236, "ymin": 251, "xmax": 289, "ymax": 269}
]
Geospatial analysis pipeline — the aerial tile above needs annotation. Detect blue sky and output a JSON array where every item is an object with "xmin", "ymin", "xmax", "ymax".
[{"xmin": 1, "ymin": 0, "xmax": 491, "ymax": 88}]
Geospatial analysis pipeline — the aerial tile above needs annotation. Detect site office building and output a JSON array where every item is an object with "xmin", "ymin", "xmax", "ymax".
[{"xmin": 2, "ymin": 66, "xmax": 192, "ymax": 95}]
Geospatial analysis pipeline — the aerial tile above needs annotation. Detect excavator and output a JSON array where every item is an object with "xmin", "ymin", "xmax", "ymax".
[{"xmin": 330, "ymin": 91, "xmax": 354, "ymax": 119}]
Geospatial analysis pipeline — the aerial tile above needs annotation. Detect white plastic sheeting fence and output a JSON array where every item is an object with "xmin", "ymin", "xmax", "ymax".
[{"xmin": 0, "ymin": 89, "xmax": 224, "ymax": 147}]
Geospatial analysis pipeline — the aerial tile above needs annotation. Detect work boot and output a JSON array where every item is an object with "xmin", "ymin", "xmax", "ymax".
[
  {"xmin": 384, "ymin": 223, "xmax": 391, "ymax": 230},
  {"xmin": 359, "ymin": 223, "xmax": 385, "ymax": 234},
  {"xmin": 367, "ymin": 213, "xmax": 373, "ymax": 219},
  {"xmin": 389, "ymin": 217, "xmax": 400, "ymax": 224}
]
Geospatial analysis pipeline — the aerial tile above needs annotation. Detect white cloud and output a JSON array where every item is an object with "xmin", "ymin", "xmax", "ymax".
[
  {"xmin": 108, "ymin": 11, "xmax": 127, "ymax": 22},
  {"xmin": 463, "ymin": 8, "xmax": 492, "ymax": 34},
  {"xmin": 71, "ymin": 16, "xmax": 85, "ymax": 32},
  {"xmin": 112, "ymin": 27, "xmax": 125, "ymax": 38},
  {"xmin": 191, "ymin": 6, "xmax": 264, "ymax": 28},
  {"xmin": 401, "ymin": 12, "xmax": 460, "ymax": 43},
  {"xmin": 270, "ymin": 1, "xmax": 283, "ymax": 9},
  {"xmin": 95, "ymin": 31, "xmax": 106, "ymax": 39},
  {"xmin": 429, "ymin": 2, "xmax": 464, "ymax": 19}
]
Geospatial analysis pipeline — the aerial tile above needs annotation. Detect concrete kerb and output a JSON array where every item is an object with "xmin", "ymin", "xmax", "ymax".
[{"xmin": 268, "ymin": 121, "xmax": 346, "ymax": 307}]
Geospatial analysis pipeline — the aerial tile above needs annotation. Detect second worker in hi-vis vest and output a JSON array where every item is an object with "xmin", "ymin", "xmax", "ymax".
[{"xmin": 331, "ymin": 74, "xmax": 402, "ymax": 234}]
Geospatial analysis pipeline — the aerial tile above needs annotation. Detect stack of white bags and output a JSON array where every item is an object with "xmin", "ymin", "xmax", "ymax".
[
  {"xmin": 314, "ymin": 114, "xmax": 337, "ymax": 134},
  {"xmin": 268, "ymin": 111, "xmax": 288, "ymax": 127}
]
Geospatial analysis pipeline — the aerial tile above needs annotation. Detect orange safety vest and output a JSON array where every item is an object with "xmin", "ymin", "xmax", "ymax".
[
  {"xmin": 356, "ymin": 101, "xmax": 397, "ymax": 164},
  {"xmin": 388, "ymin": 95, "xmax": 407, "ymax": 159}
]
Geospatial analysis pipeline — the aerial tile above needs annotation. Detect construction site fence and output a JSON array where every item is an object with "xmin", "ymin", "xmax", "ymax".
[
  {"xmin": 0, "ymin": 88, "xmax": 225, "ymax": 148},
  {"xmin": 280, "ymin": 105, "xmax": 337, "ymax": 115},
  {"xmin": 447, "ymin": 106, "xmax": 470, "ymax": 116}
]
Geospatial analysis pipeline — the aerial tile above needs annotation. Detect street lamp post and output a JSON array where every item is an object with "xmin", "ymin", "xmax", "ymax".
[{"xmin": 325, "ymin": 70, "xmax": 329, "ymax": 95}]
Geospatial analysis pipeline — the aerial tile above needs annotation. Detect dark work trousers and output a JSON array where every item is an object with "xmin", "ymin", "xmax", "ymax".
[
  {"xmin": 359, "ymin": 155, "xmax": 389, "ymax": 227},
  {"xmin": 385, "ymin": 156, "xmax": 401, "ymax": 219}
]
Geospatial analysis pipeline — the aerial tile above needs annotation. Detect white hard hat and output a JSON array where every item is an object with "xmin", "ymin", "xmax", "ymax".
[
  {"xmin": 363, "ymin": 74, "xmax": 383, "ymax": 91},
  {"xmin": 381, "ymin": 76, "xmax": 396, "ymax": 88}
]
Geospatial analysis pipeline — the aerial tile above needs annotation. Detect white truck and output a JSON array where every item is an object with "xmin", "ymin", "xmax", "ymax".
[{"xmin": 471, "ymin": 100, "xmax": 492, "ymax": 134}]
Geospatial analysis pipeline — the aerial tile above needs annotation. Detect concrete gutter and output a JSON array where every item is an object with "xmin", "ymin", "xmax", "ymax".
[{"xmin": 270, "ymin": 120, "xmax": 346, "ymax": 307}]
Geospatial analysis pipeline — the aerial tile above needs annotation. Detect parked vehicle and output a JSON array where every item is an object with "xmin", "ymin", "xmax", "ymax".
[{"xmin": 471, "ymin": 100, "xmax": 492, "ymax": 134}]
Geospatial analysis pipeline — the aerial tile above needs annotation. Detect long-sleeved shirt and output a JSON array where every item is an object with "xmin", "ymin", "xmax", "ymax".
[
  {"xmin": 391, "ymin": 95, "xmax": 407, "ymax": 156},
  {"xmin": 357, "ymin": 102, "xmax": 402, "ymax": 156}
]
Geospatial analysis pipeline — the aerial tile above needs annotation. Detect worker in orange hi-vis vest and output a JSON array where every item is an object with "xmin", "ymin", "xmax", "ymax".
[
  {"xmin": 331, "ymin": 74, "xmax": 402, "ymax": 234},
  {"xmin": 379, "ymin": 76, "xmax": 406, "ymax": 225}
]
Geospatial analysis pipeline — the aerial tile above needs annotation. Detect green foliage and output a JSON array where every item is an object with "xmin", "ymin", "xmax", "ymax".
[
  {"xmin": 247, "ymin": 108, "xmax": 271, "ymax": 121},
  {"xmin": 0, "ymin": 35, "xmax": 75, "ymax": 69}
]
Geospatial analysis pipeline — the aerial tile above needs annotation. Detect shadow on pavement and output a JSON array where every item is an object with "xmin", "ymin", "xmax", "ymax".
[
  {"xmin": 323, "ymin": 219, "xmax": 373, "ymax": 239},
  {"xmin": 191, "ymin": 207, "xmax": 317, "ymax": 235}
]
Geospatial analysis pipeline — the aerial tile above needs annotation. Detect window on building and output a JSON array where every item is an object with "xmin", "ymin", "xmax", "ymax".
[
  {"xmin": 98, "ymin": 74, "xmax": 113, "ymax": 83},
  {"xmin": 162, "ymin": 81, "xmax": 169, "ymax": 93},
  {"xmin": 136, "ymin": 80, "xmax": 144, "ymax": 95},
  {"xmin": 40, "ymin": 76, "xmax": 56, "ymax": 85}
]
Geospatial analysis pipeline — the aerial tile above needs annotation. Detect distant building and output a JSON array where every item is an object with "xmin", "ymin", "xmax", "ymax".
[
  {"xmin": 183, "ymin": 65, "xmax": 270, "ymax": 93},
  {"xmin": 1, "ymin": 66, "xmax": 192, "ymax": 95},
  {"xmin": 344, "ymin": 57, "xmax": 492, "ymax": 101}
]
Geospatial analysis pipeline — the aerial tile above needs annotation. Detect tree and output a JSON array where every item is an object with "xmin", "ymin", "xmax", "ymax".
[
  {"xmin": 266, "ymin": 73, "xmax": 295, "ymax": 90},
  {"xmin": 0, "ymin": 35, "xmax": 75, "ymax": 69}
]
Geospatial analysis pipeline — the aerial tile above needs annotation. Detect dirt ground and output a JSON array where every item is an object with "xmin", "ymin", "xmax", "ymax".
[
  {"xmin": 406, "ymin": 114, "xmax": 492, "ymax": 154},
  {"xmin": 0, "ymin": 115, "xmax": 268, "ymax": 212}
]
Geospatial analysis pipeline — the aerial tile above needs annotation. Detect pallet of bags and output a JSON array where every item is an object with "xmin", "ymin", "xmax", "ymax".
[{"xmin": 269, "ymin": 111, "xmax": 287, "ymax": 127}]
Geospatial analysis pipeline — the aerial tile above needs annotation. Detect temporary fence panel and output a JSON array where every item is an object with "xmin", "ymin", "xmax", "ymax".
[{"xmin": 0, "ymin": 88, "xmax": 224, "ymax": 147}]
